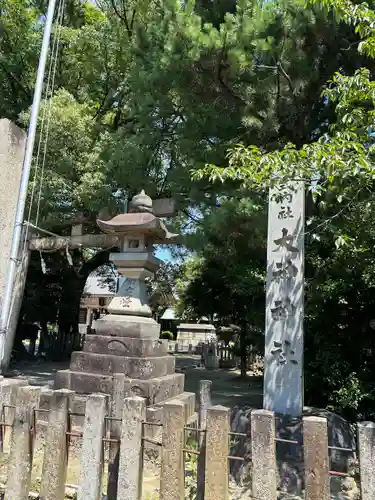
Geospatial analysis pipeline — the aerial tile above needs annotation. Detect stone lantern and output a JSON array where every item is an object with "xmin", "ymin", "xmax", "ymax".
[
  {"xmin": 94, "ymin": 189, "xmax": 177, "ymax": 338},
  {"xmin": 55, "ymin": 191, "xmax": 194, "ymax": 417}
]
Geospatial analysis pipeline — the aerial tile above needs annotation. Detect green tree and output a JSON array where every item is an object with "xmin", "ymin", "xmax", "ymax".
[
  {"xmin": 177, "ymin": 197, "xmax": 266, "ymax": 375},
  {"xmin": 193, "ymin": 0, "xmax": 375, "ymax": 418}
]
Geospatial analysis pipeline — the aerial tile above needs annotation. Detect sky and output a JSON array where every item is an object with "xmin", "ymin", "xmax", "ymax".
[{"xmin": 155, "ymin": 246, "xmax": 175, "ymax": 263}]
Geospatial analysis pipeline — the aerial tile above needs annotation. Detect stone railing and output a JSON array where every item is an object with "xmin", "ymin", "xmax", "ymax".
[{"xmin": 0, "ymin": 379, "xmax": 373, "ymax": 499}]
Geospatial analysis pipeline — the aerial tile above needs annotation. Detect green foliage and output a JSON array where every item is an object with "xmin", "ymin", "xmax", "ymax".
[
  {"xmin": 178, "ymin": 197, "xmax": 266, "ymax": 327},
  {"xmin": 160, "ymin": 330, "xmax": 174, "ymax": 340},
  {"xmin": 192, "ymin": 0, "xmax": 375, "ymax": 417}
]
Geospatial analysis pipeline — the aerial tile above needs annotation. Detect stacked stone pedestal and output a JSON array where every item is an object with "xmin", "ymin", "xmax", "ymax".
[{"xmin": 54, "ymin": 316, "xmax": 196, "ymax": 426}]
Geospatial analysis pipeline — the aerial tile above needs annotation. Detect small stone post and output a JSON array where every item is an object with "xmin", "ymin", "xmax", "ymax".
[
  {"xmin": 303, "ymin": 416, "xmax": 330, "ymax": 500},
  {"xmin": 251, "ymin": 409, "xmax": 277, "ymax": 500},
  {"xmin": 204, "ymin": 405, "xmax": 230, "ymax": 500},
  {"xmin": 78, "ymin": 394, "xmax": 107, "ymax": 500},
  {"xmin": 197, "ymin": 380, "xmax": 212, "ymax": 500},
  {"xmin": 108, "ymin": 373, "xmax": 125, "ymax": 500},
  {"xmin": 358, "ymin": 421, "xmax": 375, "ymax": 500},
  {"xmin": 117, "ymin": 397, "xmax": 146, "ymax": 500},
  {"xmin": 160, "ymin": 401, "xmax": 185, "ymax": 500},
  {"xmin": 5, "ymin": 386, "xmax": 41, "ymax": 500},
  {"xmin": 0, "ymin": 379, "xmax": 27, "ymax": 452},
  {"xmin": 40, "ymin": 389, "xmax": 73, "ymax": 500}
]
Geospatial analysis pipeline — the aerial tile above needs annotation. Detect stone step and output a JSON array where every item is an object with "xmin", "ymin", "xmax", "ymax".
[
  {"xmin": 70, "ymin": 352, "xmax": 175, "ymax": 379},
  {"xmin": 55, "ymin": 370, "xmax": 185, "ymax": 406},
  {"xmin": 83, "ymin": 335, "xmax": 169, "ymax": 358}
]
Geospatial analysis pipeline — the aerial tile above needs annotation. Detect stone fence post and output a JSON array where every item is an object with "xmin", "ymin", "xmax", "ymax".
[
  {"xmin": 160, "ymin": 400, "xmax": 185, "ymax": 500},
  {"xmin": 197, "ymin": 380, "xmax": 212, "ymax": 500},
  {"xmin": 251, "ymin": 409, "xmax": 277, "ymax": 500},
  {"xmin": 40, "ymin": 389, "xmax": 73, "ymax": 500},
  {"xmin": 117, "ymin": 396, "xmax": 146, "ymax": 500},
  {"xmin": 204, "ymin": 405, "xmax": 230, "ymax": 500},
  {"xmin": 78, "ymin": 394, "xmax": 107, "ymax": 500},
  {"xmin": 303, "ymin": 416, "xmax": 330, "ymax": 500},
  {"xmin": 5, "ymin": 385, "xmax": 41, "ymax": 500},
  {"xmin": 358, "ymin": 421, "xmax": 375, "ymax": 500},
  {"xmin": 108, "ymin": 373, "xmax": 125, "ymax": 500}
]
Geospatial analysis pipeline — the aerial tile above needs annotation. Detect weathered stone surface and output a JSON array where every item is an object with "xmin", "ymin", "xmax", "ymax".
[
  {"xmin": 0, "ymin": 119, "xmax": 26, "ymax": 314},
  {"xmin": 123, "ymin": 373, "xmax": 185, "ymax": 405},
  {"xmin": 5, "ymin": 386, "xmax": 41, "ymax": 500},
  {"xmin": 205, "ymin": 405, "xmax": 230, "ymax": 500},
  {"xmin": 251, "ymin": 410, "xmax": 277, "ymax": 500},
  {"xmin": 93, "ymin": 314, "xmax": 160, "ymax": 339},
  {"xmin": 0, "ymin": 120, "xmax": 27, "ymax": 368},
  {"xmin": 70, "ymin": 352, "xmax": 175, "ymax": 379},
  {"xmin": 358, "ymin": 421, "xmax": 375, "ymax": 500},
  {"xmin": 55, "ymin": 370, "xmax": 184, "ymax": 404},
  {"xmin": 160, "ymin": 401, "xmax": 185, "ymax": 500},
  {"xmin": 229, "ymin": 405, "xmax": 357, "ymax": 497},
  {"xmin": 303, "ymin": 416, "xmax": 330, "ymax": 500},
  {"xmin": 55, "ymin": 370, "xmax": 112, "ymax": 394},
  {"xmin": 79, "ymin": 394, "xmax": 107, "ymax": 500},
  {"xmin": 264, "ymin": 182, "xmax": 305, "ymax": 417},
  {"xmin": 83, "ymin": 335, "xmax": 168, "ymax": 357},
  {"xmin": 117, "ymin": 397, "xmax": 146, "ymax": 500},
  {"xmin": 40, "ymin": 389, "xmax": 73, "ymax": 500}
]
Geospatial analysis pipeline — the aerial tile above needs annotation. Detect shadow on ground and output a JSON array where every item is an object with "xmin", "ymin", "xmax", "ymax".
[{"xmin": 6, "ymin": 354, "xmax": 263, "ymax": 409}]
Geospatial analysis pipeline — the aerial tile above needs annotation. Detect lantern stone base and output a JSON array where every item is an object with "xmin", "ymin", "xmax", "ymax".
[{"xmin": 54, "ymin": 319, "xmax": 195, "ymax": 418}]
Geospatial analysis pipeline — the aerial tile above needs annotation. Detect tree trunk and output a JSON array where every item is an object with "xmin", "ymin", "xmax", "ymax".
[{"xmin": 54, "ymin": 249, "xmax": 112, "ymax": 359}]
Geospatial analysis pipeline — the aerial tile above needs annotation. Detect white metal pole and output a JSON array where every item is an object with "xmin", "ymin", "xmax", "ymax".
[{"xmin": 0, "ymin": 0, "xmax": 58, "ymax": 371}]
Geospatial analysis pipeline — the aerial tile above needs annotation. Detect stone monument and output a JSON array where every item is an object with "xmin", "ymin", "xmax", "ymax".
[
  {"xmin": 263, "ymin": 182, "xmax": 305, "ymax": 417},
  {"xmin": 0, "ymin": 119, "xmax": 28, "ymax": 369},
  {"xmin": 55, "ymin": 191, "xmax": 195, "ymax": 416}
]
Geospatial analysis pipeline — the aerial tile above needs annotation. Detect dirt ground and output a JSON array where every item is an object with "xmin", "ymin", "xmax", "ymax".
[
  {"xmin": 2, "ymin": 354, "xmax": 263, "ymax": 498},
  {"xmin": 7, "ymin": 354, "xmax": 263, "ymax": 408}
]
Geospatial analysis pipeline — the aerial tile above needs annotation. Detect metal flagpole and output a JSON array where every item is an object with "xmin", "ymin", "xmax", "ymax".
[{"xmin": 0, "ymin": 0, "xmax": 58, "ymax": 371}]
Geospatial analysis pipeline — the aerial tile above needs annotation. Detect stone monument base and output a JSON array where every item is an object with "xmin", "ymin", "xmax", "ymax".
[{"xmin": 54, "ymin": 328, "xmax": 196, "ymax": 424}]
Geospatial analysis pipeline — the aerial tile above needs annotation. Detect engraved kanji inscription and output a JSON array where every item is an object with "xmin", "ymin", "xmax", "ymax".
[
  {"xmin": 272, "ymin": 259, "xmax": 298, "ymax": 283},
  {"xmin": 278, "ymin": 205, "xmax": 294, "ymax": 220},
  {"xmin": 270, "ymin": 298, "xmax": 296, "ymax": 321},
  {"xmin": 273, "ymin": 228, "xmax": 299, "ymax": 253},
  {"xmin": 270, "ymin": 340, "xmax": 298, "ymax": 365}
]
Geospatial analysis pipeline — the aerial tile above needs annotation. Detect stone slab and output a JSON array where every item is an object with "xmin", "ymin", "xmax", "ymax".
[
  {"xmin": 93, "ymin": 314, "xmax": 160, "ymax": 339},
  {"xmin": 83, "ymin": 335, "xmax": 168, "ymax": 357},
  {"xmin": 70, "ymin": 352, "xmax": 175, "ymax": 379},
  {"xmin": 55, "ymin": 370, "xmax": 184, "ymax": 405},
  {"xmin": 0, "ymin": 119, "xmax": 26, "ymax": 315},
  {"xmin": 263, "ymin": 182, "xmax": 305, "ymax": 417}
]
